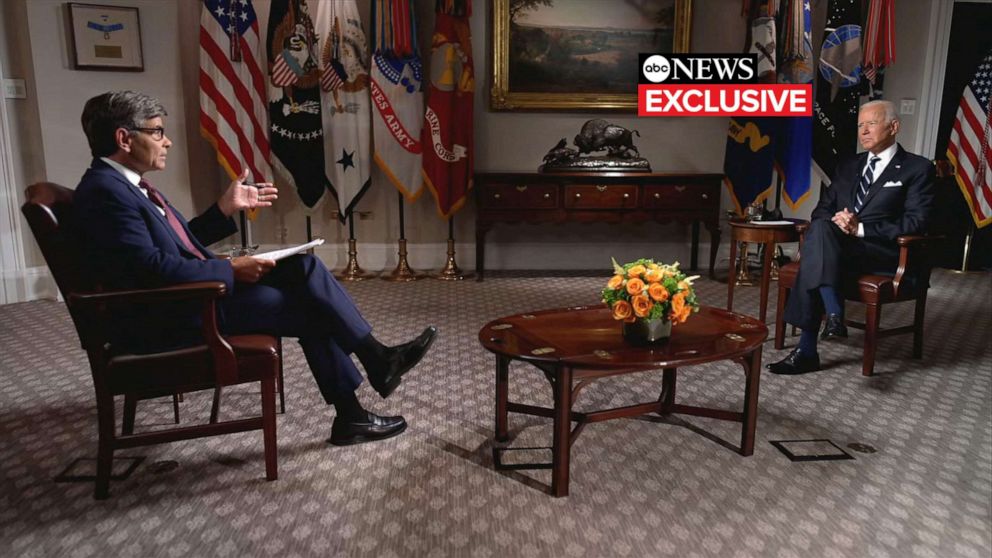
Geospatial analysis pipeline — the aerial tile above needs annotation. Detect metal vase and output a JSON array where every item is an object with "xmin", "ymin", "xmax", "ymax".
[{"xmin": 622, "ymin": 319, "xmax": 673, "ymax": 345}]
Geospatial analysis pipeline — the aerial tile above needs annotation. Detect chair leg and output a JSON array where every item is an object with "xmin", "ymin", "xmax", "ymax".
[
  {"xmin": 863, "ymin": 302, "xmax": 882, "ymax": 376},
  {"xmin": 95, "ymin": 395, "xmax": 116, "ymax": 500},
  {"xmin": 122, "ymin": 394, "xmax": 137, "ymax": 436},
  {"xmin": 261, "ymin": 377, "xmax": 278, "ymax": 481},
  {"xmin": 210, "ymin": 387, "xmax": 222, "ymax": 424},
  {"xmin": 172, "ymin": 393, "xmax": 181, "ymax": 424},
  {"xmin": 277, "ymin": 338, "xmax": 286, "ymax": 414},
  {"xmin": 774, "ymin": 285, "xmax": 789, "ymax": 349},
  {"xmin": 913, "ymin": 294, "xmax": 927, "ymax": 359}
]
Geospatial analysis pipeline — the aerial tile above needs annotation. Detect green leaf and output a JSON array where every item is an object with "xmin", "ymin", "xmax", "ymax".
[{"xmin": 611, "ymin": 257, "xmax": 624, "ymax": 276}]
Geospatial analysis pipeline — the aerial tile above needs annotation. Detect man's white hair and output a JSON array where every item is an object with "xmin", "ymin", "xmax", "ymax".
[{"xmin": 860, "ymin": 100, "xmax": 898, "ymax": 123}]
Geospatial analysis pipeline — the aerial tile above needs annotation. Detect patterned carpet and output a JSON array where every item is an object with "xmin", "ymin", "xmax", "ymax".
[{"xmin": 1, "ymin": 268, "xmax": 990, "ymax": 557}]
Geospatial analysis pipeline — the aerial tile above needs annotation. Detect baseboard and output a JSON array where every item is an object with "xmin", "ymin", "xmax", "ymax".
[{"xmin": 1, "ymin": 265, "xmax": 58, "ymax": 304}]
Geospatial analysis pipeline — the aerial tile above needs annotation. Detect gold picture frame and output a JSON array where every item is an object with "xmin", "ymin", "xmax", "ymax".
[{"xmin": 490, "ymin": 0, "xmax": 692, "ymax": 111}]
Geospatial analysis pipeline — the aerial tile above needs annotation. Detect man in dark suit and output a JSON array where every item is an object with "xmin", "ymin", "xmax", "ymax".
[
  {"xmin": 769, "ymin": 100, "xmax": 936, "ymax": 374},
  {"xmin": 73, "ymin": 91, "xmax": 437, "ymax": 445}
]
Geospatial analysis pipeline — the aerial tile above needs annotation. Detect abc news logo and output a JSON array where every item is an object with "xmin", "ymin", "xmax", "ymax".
[
  {"xmin": 638, "ymin": 54, "xmax": 757, "ymax": 84},
  {"xmin": 637, "ymin": 53, "xmax": 811, "ymax": 117}
]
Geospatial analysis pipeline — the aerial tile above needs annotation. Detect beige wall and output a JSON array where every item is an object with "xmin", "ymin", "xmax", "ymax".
[{"xmin": 2, "ymin": 0, "xmax": 945, "ymax": 281}]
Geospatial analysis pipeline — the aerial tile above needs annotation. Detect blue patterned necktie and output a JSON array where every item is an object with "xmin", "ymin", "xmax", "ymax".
[{"xmin": 854, "ymin": 156, "xmax": 880, "ymax": 213}]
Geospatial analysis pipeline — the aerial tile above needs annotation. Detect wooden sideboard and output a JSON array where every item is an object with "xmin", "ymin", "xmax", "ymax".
[{"xmin": 474, "ymin": 171, "xmax": 723, "ymax": 280}]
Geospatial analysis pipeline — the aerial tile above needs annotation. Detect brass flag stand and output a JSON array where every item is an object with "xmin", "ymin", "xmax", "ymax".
[
  {"xmin": 335, "ymin": 213, "xmax": 375, "ymax": 281},
  {"xmin": 383, "ymin": 193, "xmax": 425, "ymax": 281},
  {"xmin": 432, "ymin": 217, "xmax": 471, "ymax": 280}
]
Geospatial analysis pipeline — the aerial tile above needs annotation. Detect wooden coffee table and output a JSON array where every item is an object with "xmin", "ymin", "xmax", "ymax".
[{"xmin": 479, "ymin": 305, "xmax": 767, "ymax": 497}]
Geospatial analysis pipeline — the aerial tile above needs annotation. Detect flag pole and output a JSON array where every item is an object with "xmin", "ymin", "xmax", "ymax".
[
  {"xmin": 382, "ymin": 192, "xmax": 424, "ymax": 281},
  {"xmin": 335, "ymin": 212, "xmax": 376, "ymax": 280},
  {"xmin": 432, "ymin": 216, "xmax": 471, "ymax": 280},
  {"xmin": 239, "ymin": 210, "xmax": 248, "ymax": 250}
]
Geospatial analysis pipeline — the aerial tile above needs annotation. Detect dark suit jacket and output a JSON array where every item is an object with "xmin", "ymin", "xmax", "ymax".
[
  {"xmin": 811, "ymin": 143, "xmax": 936, "ymax": 265},
  {"xmin": 73, "ymin": 159, "xmax": 238, "ymax": 350}
]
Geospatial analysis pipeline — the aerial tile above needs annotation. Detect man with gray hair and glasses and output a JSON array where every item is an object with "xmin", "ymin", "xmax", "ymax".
[
  {"xmin": 73, "ymin": 91, "xmax": 436, "ymax": 445},
  {"xmin": 768, "ymin": 99, "xmax": 936, "ymax": 375}
]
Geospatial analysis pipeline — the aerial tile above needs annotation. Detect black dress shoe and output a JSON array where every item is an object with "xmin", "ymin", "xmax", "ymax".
[
  {"xmin": 367, "ymin": 326, "xmax": 438, "ymax": 398},
  {"xmin": 820, "ymin": 313, "xmax": 848, "ymax": 341},
  {"xmin": 767, "ymin": 348, "xmax": 821, "ymax": 375},
  {"xmin": 329, "ymin": 412, "xmax": 407, "ymax": 446}
]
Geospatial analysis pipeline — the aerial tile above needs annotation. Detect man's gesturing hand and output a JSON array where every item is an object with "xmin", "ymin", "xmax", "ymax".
[
  {"xmin": 231, "ymin": 256, "xmax": 276, "ymax": 283},
  {"xmin": 217, "ymin": 168, "xmax": 279, "ymax": 217}
]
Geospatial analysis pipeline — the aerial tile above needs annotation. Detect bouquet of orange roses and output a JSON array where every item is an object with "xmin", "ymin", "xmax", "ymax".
[{"xmin": 601, "ymin": 258, "xmax": 700, "ymax": 324}]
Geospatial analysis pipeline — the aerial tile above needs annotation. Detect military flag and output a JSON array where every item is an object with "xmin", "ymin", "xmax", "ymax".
[
  {"xmin": 774, "ymin": 0, "xmax": 814, "ymax": 209},
  {"xmin": 370, "ymin": 0, "xmax": 425, "ymax": 201},
  {"xmin": 199, "ymin": 0, "xmax": 271, "ymax": 220},
  {"xmin": 422, "ymin": 0, "xmax": 474, "ymax": 218},
  {"xmin": 947, "ymin": 51, "xmax": 992, "ymax": 228},
  {"xmin": 315, "ymin": 0, "xmax": 372, "ymax": 223},
  {"xmin": 267, "ymin": 0, "xmax": 328, "ymax": 210},
  {"xmin": 861, "ymin": 0, "xmax": 895, "ymax": 100},
  {"xmin": 724, "ymin": 6, "xmax": 777, "ymax": 214},
  {"xmin": 812, "ymin": 0, "xmax": 863, "ymax": 181}
]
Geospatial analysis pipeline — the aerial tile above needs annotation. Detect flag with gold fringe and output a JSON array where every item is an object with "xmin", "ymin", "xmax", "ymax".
[
  {"xmin": 422, "ymin": 0, "xmax": 474, "ymax": 218},
  {"xmin": 315, "ymin": 0, "xmax": 373, "ymax": 223},
  {"xmin": 724, "ymin": 2, "xmax": 776, "ymax": 214},
  {"xmin": 199, "ymin": 0, "xmax": 271, "ymax": 220},
  {"xmin": 267, "ymin": 0, "xmax": 328, "ymax": 210},
  {"xmin": 370, "ymin": 0, "xmax": 425, "ymax": 201},
  {"xmin": 774, "ymin": 0, "xmax": 813, "ymax": 210},
  {"xmin": 947, "ymin": 50, "xmax": 992, "ymax": 228}
]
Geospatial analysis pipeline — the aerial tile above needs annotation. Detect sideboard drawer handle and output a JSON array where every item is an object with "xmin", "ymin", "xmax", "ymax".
[
  {"xmin": 701, "ymin": 193, "xmax": 709, "ymax": 200},
  {"xmin": 494, "ymin": 193, "xmax": 501, "ymax": 199},
  {"xmin": 654, "ymin": 192, "xmax": 661, "ymax": 199},
  {"xmin": 543, "ymin": 193, "xmax": 551, "ymax": 199},
  {"xmin": 622, "ymin": 193, "xmax": 630, "ymax": 199},
  {"xmin": 574, "ymin": 193, "xmax": 582, "ymax": 198},
  {"xmin": 515, "ymin": 185, "xmax": 528, "ymax": 192},
  {"xmin": 596, "ymin": 185, "xmax": 607, "ymax": 192},
  {"xmin": 675, "ymin": 185, "xmax": 687, "ymax": 193}
]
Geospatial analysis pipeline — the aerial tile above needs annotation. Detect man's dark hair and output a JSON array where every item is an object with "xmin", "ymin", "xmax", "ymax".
[{"xmin": 80, "ymin": 91, "xmax": 167, "ymax": 157}]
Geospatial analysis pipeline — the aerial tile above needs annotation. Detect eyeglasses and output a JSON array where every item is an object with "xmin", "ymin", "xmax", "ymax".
[{"xmin": 131, "ymin": 127, "xmax": 166, "ymax": 140}]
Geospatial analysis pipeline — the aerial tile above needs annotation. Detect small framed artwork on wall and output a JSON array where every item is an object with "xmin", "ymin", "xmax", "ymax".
[{"xmin": 67, "ymin": 3, "xmax": 144, "ymax": 71}]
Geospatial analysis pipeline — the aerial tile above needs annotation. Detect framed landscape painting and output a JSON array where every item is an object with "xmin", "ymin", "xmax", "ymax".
[{"xmin": 490, "ymin": 0, "xmax": 692, "ymax": 111}]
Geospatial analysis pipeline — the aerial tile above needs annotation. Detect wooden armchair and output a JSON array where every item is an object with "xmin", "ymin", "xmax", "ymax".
[
  {"xmin": 22, "ymin": 182, "xmax": 279, "ymax": 499},
  {"xmin": 774, "ymin": 221, "xmax": 940, "ymax": 376}
]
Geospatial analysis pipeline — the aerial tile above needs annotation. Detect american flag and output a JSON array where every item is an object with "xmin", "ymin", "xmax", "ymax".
[
  {"xmin": 199, "ymin": 0, "xmax": 271, "ymax": 190},
  {"xmin": 947, "ymin": 51, "xmax": 992, "ymax": 228}
]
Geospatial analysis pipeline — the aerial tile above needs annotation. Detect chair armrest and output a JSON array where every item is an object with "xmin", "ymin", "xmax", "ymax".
[
  {"xmin": 69, "ymin": 281, "xmax": 238, "ymax": 385},
  {"xmin": 69, "ymin": 281, "xmax": 227, "ymax": 307},
  {"xmin": 892, "ymin": 235, "xmax": 943, "ymax": 297}
]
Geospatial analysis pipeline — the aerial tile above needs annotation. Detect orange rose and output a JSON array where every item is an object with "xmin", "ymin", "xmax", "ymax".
[
  {"xmin": 648, "ymin": 282, "xmax": 669, "ymax": 302},
  {"xmin": 672, "ymin": 304, "xmax": 692, "ymax": 324},
  {"xmin": 607, "ymin": 274, "xmax": 624, "ymax": 290},
  {"xmin": 627, "ymin": 265, "xmax": 647, "ymax": 279},
  {"xmin": 678, "ymin": 280, "xmax": 690, "ymax": 291},
  {"xmin": 626, "ymin": 277, "xmax": 646, "ymax": 296},
  {"xmin": 632, "ymin": 294, "xmax": 653, "ymax": 318},
  {"xmin": 671, "ymin": 292, "xmax": 687, "ymax": 316},
  {"xmin": 644, "ymin": 268, "xmax": 663, "ymax": 283},
  {"xmin": 647, "ymin": 263, "xmax": 661, "ymax": 271},
  {"xmin": 612, "ymin": 300, "xmax": 633, "ymax": 321}
]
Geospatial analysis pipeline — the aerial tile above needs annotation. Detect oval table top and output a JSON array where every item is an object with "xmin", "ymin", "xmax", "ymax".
[{"xmin": 478, "ymin": 305, "xmax": 767, "ymax": 371}]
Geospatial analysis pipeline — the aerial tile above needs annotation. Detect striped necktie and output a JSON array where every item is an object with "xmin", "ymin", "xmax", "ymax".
[
  {"xmin": 854, "ymin": 156, "xmax": 880, "ymax": 214},
  {"xmin": 139, "ymin": 180, "xmax": 207, "ymax": 260}
]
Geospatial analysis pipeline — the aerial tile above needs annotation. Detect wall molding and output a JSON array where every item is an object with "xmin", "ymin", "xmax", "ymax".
[
  {"xmin": 916, "ymin": 1, "xmax": 955, "ymax": 159},
  {"xmin": 0, "ymin": 50, "xmax": 29, "ymax": 304}
]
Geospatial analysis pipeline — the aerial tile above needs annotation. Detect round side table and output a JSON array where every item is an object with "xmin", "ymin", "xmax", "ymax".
[{"xmin": 727, "ymin": 218, "xmax": 807, "ymax": 323}]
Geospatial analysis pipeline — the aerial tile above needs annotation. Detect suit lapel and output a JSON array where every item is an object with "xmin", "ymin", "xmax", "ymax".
[
  {"xmin": 860, "ymin": 146, "xmax": 906, "ymax": 211},
  {"xmin": 91, "ymin": 161, "xmax": 195, "ymax": 255}
]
